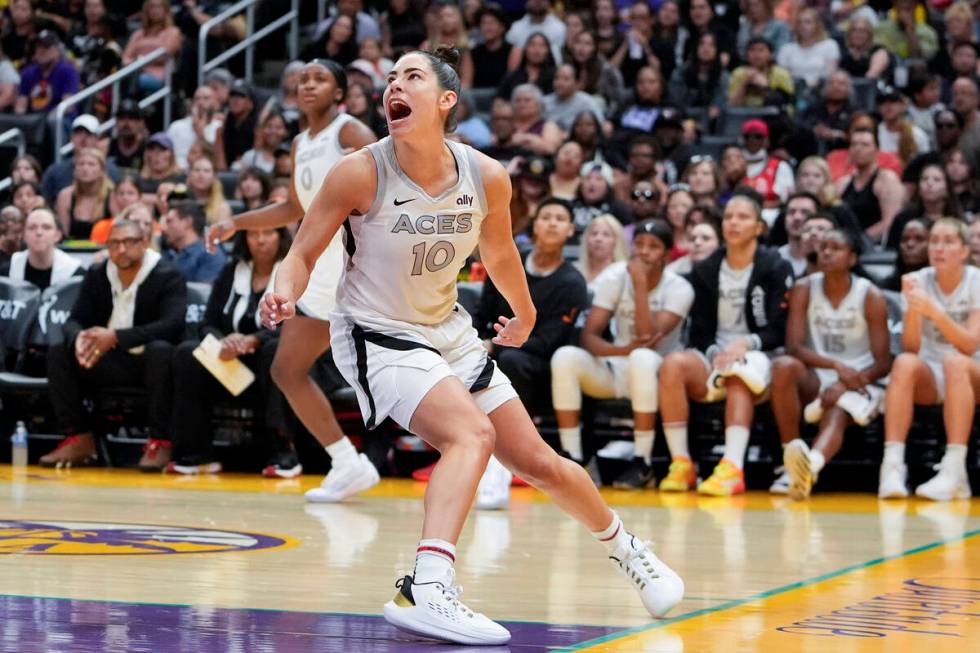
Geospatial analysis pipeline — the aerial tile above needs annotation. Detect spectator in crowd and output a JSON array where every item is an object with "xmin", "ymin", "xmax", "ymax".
[
  {"xmin": 665, "ymin": 209, "xmax": 722, "ymax": 275},
  {"xmin": 572, "ymin": 161, "xmax": 631, "ymax": 240},
  {"xmin": 741, "ymin": 119, "xmax": 795, "ymax": 214},
  {"xmin": 0, "ymin": 42, "xmax": 19, "ymax": 112},
  {"xmin": 349, "ymin": 37, "xmax": 394, "ymax": 89},
  {"xmin": 187, "ymin": 155, "xmax": 231, "ymax": 225},
  {"xmin": 932, "ymin": 2, "xmax": 977, "ymax": 80},
  {"xmin": 258, "ymin": 61, "xmax": 302, "ymax": 136},
  {"xmin": 310, "ymin": 0, "xmax": 380, "ymax": 48},
  {"xmin": 874, "ymin": 0, "xmax": 939, "ymax": 62},
  {"xmin": 720, "ymin": 145, "xmax": 749, "ymax": 203},
  {"xmin": 12, "ymin": 182, "xmax": 45, "ymax": 218},
  {"xmin": 614, "ymin": 136, "xmax": 662, "ymax": 204},
  {"xmin": 167, "ymin": 85, "xmax": 222, "ymax": 170},
  {"xmin": 803, "ymin": 70, "xmax": 854, "ymax": 153},
  {"xmin": 204, "ymin": 68, "xmax": 234, "ymax": 110},
  {"xmin": 610, "ymin": 1, "xmax": 660, "ymax": 89},
  {"xmin": 728, "ymin": 36, "xmax": 794, "ymax": 108},
  {"xmin": 267, "ymin": 179, "xmax": 289, "ymax": 205},
  {"xmin": 2, "ymin": 0, "xmax": 54, "ymax": 67},
  {"xmin": 876, "ymin": 85, "xmax": 930, "ymax": 166},
  {"xmin": 109, "ymin": 100, "xmax": 148, "ymax": 173},
  {"xmin": 685, "ymin": 0, "xmax": 735, "ymax": 68},
  {"xmin": 380, "ymin": 0, "xmax": 426, "ymax": 59},
  {"xmin": 945, "ymin": 148, "xmax": 979, "ymax": 218},
  {"xmin": 509, "ymin": 155, "xmax": 552, "ymax": 241},
  {"xmin": 574, "ymin": 213, "xmax": 628, "ymax": 286},
  {"xmin": 9, "ymin": 155, "xmax": 42, "ymax": 187},
  {"xmin": 3, "ymin": 208, "xmax": 83, "ymax": 290},
  {"xmin": 970, "ymin": 220, "xmax": 980, "ymax": 265},
  {"xmin": 482, "ymin": 100, "xmax": 530, "ymax": 167},
  {"xmin": 568, "ymin": 28, "xmax": 625, "ymax": 118},
  {"xmin": 420, "ymin": 2, "xmax": 469, "ymax": 56},
  {"xmin": 0, "ymin": 206, "xmax": 25, "ymax": 272},
  {"xmin": 88, "ymin": 175, "xmax": 143, "ymax": 244},
  {"xmin": 682, "ymin": 155, "xmax": 721, "ymax": 207},
  {"xmin": 662, "ymin": 183, "xmax": 695, "ymax": 259},
  {"xmin": 552, "ymin": 220, "xmax": 694, "ymax": 486},
  {"xmin": 777, "ymin": 7, "xmax": 840, "ymax": 88},
  {"xmin": 543, "ymin": 63, "xmax": 604, "ymax": 132},
  {"xmin": 905, "ymin": 74, "xmax": 944, "ymax": 147},
  {"xmin": 41, "ymin": 114, "xmax": 118, "ymax": 203},
  {"xmin": 793, "ymin": 155, "xmax": 862, "ymax": 241},
  {"xmin": 121, "ymin": 0, "xmax": 181, "ymax": 95},
  {"xmin": 879, "ymin": 217, "xmax": 931, "ymax": 291},
  {"xmin": 669, "ymin": 32, "xmax": 730, "ymax": 122},
  {"xmin": 475, "ymin": 197, "xmax": 587, "ymax": 411},
  {"xmin": 610, "ymin": 65, "xmax": 665, "ymax": 145},
  {"xmin": 951, "ymin": 76, "xmax": 980, "ymax": 169},
  {"xmin": 737, "ymin": 0, "xmax": 790, "ymax": 60},
  {"xmin": 450, "ymin": 92, "xmax": 491, "ymax": 149},
  {"xmin": 657, "ymin": 194, "xmax": 793, "ymax": 496},
  {"xmin": 55, "ymin": 148, "xmax": 114, "ymax": 241},
  {"xmin": 138, "ymin": 133, "xmax": 185, "ymax": 197},
  {"xmin": 233, "ymin": 112, "xmax": 288, "ymax": 175},
  {"xmin": 839, "ymin": 17, "xmax": 891, "ymax": 80},
  {"xmin": 169, "ymin": 227, "xmax": 292, "ymax": 475},
  {"xmin": 236, "ymin": 167, "xmax": 271, "ymax": 211},
  {"xmin": 770, "ymin": 228, "xmax": 890, "ymax": 500},
  {"xmin": 506, "ymin": 0, "xmax": 565, "ymax": 64},
  {"xmin": 498, "ymin": 32, "xmax": 557, "ymax": 100},
  {"xmin": 40, "ymin": 217, "xmax": 186, "ymax": 469},
  {"xmin": 549, "ymin": 140, "xmax": 584, "ymax": 200},
  {"xmin": 15, "ymin": 30, "xmax": 80, "ymax": 115},
  {"xmin": 344, "ymin": 80, "xmax": 387, "ymax": 137},
  {"xmin": 464, "ymin": 3, "xmax": 517, "ymax": 89},
  {"xmin": 777, "ymin": 191, "xmax": 821, "ymax": 278},
  {"xmin": 305, "ymin": 13, "xmax": 359, "ymax": 65},
  {"xmin": 887, "ymin": 163, "xmax": 962, "ymax": 249},
  {"xmin": 161, "ymin": 200, "xmax": 226, "ymax": 283},
  {"xmin": 879, "ymin": 219, "xmax": 977, "ymax": 501},
  {"xmin": 826, "ymin": 111, "xmax": 904, "ymax": 181},
  {"xmin": 591, "ymin": 0, "xmax": 622, "ymax": 60},
  {"xmin": 509, "ymin": 83, "xmax": 563, "ymax": 156},
  {"xmin": 217, "ymin": 79, "xmax": 259, "ymax": 169},
  {"xmin": 568, "ymin": 110, "xmax": 624, "ymax": 170},
  {"xmin": 836, "ymin": 127, "xmax": 905, "ymax": 240},
  {"xmin": 174, "ymin": 3, "xmax": 245, "ymax": 96}
]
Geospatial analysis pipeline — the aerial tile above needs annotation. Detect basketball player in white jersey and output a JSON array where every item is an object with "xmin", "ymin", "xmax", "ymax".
[
  {"xmin": 880, "ymin": 218, "xmax": 980, "ymax": 501},
  {"xmin": 207, "ymin": 60, "xmax": 380, "ymax": 497},
  {"xmin": 769, "ymin": 229, "xmax": 891, "ymax": 500},
  {"xmin": 262, "ymin": 47, "xmax": 683, "ymax": 646},
  {"xmin": 551, "ymin": 220, "xmax": 694, "ymax": 488}
]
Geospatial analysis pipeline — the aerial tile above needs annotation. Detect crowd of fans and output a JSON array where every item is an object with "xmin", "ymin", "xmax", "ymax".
[{"xmin": 1, "ymin": 0, "xmax": 979, "ymax": 500}]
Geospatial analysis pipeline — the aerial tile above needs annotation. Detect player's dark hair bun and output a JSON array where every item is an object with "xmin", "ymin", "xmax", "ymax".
[{"xmin": 431, "ymin": 45, "xmax": 461, "ymax": 71}]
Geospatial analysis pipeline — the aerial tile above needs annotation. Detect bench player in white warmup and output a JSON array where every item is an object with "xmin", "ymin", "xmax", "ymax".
[
  {"xmin": 209, "ymin": 60, "xmax": 381, "ymax": 498},
  {"xmin": 262, "ymin": 47, "xmax": 683, "ymax": 646}
]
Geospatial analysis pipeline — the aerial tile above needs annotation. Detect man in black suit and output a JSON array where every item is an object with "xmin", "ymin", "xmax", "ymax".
[{"xmin": 42, "ymin": 219, "xmax": 187, "ymax": 471}]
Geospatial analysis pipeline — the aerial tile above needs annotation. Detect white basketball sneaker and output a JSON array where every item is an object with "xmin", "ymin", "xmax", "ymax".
[
  {"xmin": 305, "ymin": 453, "xmax": 380, "ymax": 503},
  {"xmin": 383, "ymin": 573, "xmax": 511, "ymax": 645},
  {"xmin": 878, "ymin": 461, "xmax": 909, "ymax": 499},
  {"xmin": 784, "ymin": 439, "xmax": 815, "ymax": 501},
  {"xmin": 769, "ymin": 466, "xmax": 790, "ymax": 494},
  {"xmin": 915, "ymin": 455, "xmax": 972, "ymax": 501},
  {"xmin": 609, "ymin": 535, "xmax": 684, "ymax": 618},
  {"xmin": 475, "ymin": 455, "xmax": 512, "ymax": 510}
]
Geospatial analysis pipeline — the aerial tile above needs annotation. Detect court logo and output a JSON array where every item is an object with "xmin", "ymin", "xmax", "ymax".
[{"xmin": 0, "ymin": 519, "xmax": 293, "ymax": 555}]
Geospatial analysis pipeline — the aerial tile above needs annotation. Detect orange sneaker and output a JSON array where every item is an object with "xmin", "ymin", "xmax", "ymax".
[
  {"xmin": 39, "ymin": 434, "xmax": 98, "ymax": 468},
  {"xmin": 697, "ymin": 460, "xmax": 746, "ymax": 496},
  {"xmin": 659, "ymin": 457, "xmax": 697, "ymax": 492},
  {"xmin": 138, "ymin": 439, "xmax": 172, "ymax": 472}
]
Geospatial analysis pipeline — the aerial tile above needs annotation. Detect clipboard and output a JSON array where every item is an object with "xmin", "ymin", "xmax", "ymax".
[{"xmin": 192, "ymin": 334, "xmax": 256, "ymax": 397}]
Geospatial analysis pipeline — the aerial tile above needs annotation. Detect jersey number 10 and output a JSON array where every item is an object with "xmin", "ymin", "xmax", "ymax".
[{"xmin": 411, "ymin": 241, "xmax": 456, "ymax": 275}]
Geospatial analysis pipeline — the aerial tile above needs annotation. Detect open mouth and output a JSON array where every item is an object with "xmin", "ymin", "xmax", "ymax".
[{"xmin": 388, "ymin": 98, "xmax": 412, "ymax": 122}]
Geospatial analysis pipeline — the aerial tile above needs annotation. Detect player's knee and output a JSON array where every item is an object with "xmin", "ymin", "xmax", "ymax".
[
  {"xmin": 270, "ymin": 352, "xmax": 300, "ymax": 388},
  {"xmin": 627, "ymin": 347, "xmax": 658, "ymax": 371},
  {"xmin": 470, "ymin": 415, "xmax": 497, "ymax": 457},
  {"xmin": 550, "ymin": 346, "xmax": 584, "ymax": 376},
  {"xmin": 771, "ymin": 355, "xmax": 801, "ymax": 383},
  {"xmin": 659, "ymin": 352, "xmax": 688, "ymax": 382},
  {"xmin": 890, "ymin": 353, "xmax": 920, "ymax": 382},
  {"xmin": 512, "ymin": 447, "xmax": 563, "ymax": 488},
  {"xmin": 943, "ymin": 353, "xmax": 973, "ymax": 378}
]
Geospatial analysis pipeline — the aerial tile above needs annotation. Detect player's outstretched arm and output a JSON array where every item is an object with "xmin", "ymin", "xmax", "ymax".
[
  {"xmin": 263, "ymin": 150, "xmax": 376, "ymax": 327},
  {"xmin": 476, "ymin": 154, "xmax": 537, "ymax": 348}
]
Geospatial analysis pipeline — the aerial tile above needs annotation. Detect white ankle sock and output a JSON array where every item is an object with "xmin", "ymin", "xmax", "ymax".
[
  {"xmin": 414, "ymin": 538, "xmax": 456, "ymax": 584},
  {"xmin": 810, "ymin": 450, "xmax": 826, "ymax": 474},
  {"xmin": 634, "ymin": 430, "xmax": 655, "ymax": 463},
  {"xmin": 883, "ymin": 441, "xmax": 905, "ymax": 466},
  {"xmin": 325, "ymin": 437, "xmax": 358, "ymax": 467},
  {"xmin": 663, "ymin": 423, "xmax": 689, "ymax": 459},
  {"xmin": 592, "ymin": 512, "xmax": 631, "ymax": 554},
  {"xmin": 724, "ymin": 426, "xmax": 750, "ymax": 469},
  {"xmin": 945, "ymin": 444, "xmax": 968, "ymax": 465},
  {"xmin": 559, "ymin": 427, "xmax": 583, "ymax": 461}
]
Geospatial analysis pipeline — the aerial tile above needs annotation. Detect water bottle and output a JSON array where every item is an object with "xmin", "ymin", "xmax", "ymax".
[{"xmin": 11, "ymin": 421, "xmax": 28, "ymax": 468}]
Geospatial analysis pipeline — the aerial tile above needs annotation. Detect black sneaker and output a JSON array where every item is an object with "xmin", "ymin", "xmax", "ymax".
[
  {"xmin": 262, "ymin": 450, "xmax": 303, "ymax": 478},
  {"xmin": 613, "ymin": 457, "xmax": 656, "ymax": 489}
]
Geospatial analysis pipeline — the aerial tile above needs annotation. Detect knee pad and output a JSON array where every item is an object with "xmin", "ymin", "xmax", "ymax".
[
  {"xmin": 550, "ymin": 346, "xmax": 590, "ymax": 411},
  {"xmin": 627, "ymin": 348, "xmax": 662, "ymax": 413}
]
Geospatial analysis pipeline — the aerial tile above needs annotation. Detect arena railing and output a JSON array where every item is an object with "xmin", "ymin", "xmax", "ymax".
[
  {"xmin": 53, "ymin": 47, "xmax": 174, "ymax": 163},
  {"xmin": 0, "ymin": 128, "xmax": 26, "ymax": 195},
  {"xmin": 198, "ymin": 0, "xmax": 299, "ymax": 88}
]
